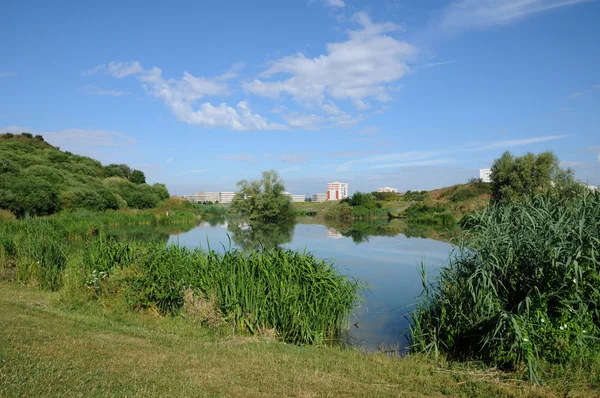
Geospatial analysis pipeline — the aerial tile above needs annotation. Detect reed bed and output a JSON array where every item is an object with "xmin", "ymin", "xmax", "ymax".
[
  {"xmin": 0, "ymin": 212, "xmax": 361, "ymax": 345},
  {"xmin": 409, "ymin": 191, "xmax": 600, "ymax": 381}
]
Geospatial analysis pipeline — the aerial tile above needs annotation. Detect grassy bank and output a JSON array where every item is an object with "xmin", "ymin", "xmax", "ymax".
[{"xmin": 3, "ymin": 281, "xmax": 597, "ymax": 397}]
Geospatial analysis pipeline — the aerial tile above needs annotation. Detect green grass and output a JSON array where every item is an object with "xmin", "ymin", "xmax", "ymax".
[
  {"xmin": 2, "ymin": 281, "xmax": 596, "ymax": 397},
  {"xmin": 409, "ymin": 192, "xmax": 600, "ymax": 383}
]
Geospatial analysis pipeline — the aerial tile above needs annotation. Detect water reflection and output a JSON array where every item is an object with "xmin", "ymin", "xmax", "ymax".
[
  {"xmin": 162, "ymin": 218, "xmax": 455, "ymax": 351},
  {"xmin": 227, "ymin": 218, "xmax": 295, "ymax": 251}
]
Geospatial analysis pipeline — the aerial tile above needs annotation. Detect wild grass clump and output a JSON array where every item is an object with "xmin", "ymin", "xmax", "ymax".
[
  {"xmin": 80, "ymin": 239, "xmax": 361, "ymax": 345},
  {"xmin": 409, "ymin": 191, "xmax": 600, "ymax": 382}
]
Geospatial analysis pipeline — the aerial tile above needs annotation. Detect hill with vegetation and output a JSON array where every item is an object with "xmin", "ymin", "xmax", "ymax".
[
  {"xmin": 294, "ymin": 180, "xmax": 491, "ymax": 228},
  {"xmin": 0, "ymin": 133, "xmax": 169, "ymax": 217}
]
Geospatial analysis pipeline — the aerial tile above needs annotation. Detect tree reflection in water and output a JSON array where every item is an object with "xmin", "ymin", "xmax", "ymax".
[{"xmin": 227, "ymin": 218, "xmax": 295, "ymax": 251}]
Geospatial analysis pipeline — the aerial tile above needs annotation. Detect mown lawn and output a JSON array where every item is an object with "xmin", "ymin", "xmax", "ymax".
[{"xmin": 0, "ymin": 281, "xmax": 596, "ymax": 397}]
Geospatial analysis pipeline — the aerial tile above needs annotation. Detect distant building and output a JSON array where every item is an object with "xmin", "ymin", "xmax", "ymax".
[
  {"xmin": 184, "ymin": 191, "xmax": 237, "ymax": 203},
  {"xmin": 204, "ymin": 192, "xmax": 220, "ymax": 203},
  {"xmin": 312, "ymin": 193, "xmax": 327, "ymax": 202},
  {"xmin": 327, "ymin": 181, "xmax": 349, "ymax": 201},
  {"xmin": 283, "ymin": 192, "xmax": 306, "ymax": 203},
  {"xmin": 219, "ymin": 192, "xmax": 236, "ymax": 204},
  {"xmin": 479, "ymin": 168, "xmax": 492, "ymax": 183},
  {"xmin": 377, "ymin": 187, "xmax": 398, "ymax": 193}
]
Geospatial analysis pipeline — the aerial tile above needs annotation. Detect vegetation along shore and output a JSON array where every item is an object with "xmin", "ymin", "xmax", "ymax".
[{"xmin": 1, "ymin": 133, "xmax": 599, "ymax": 395}]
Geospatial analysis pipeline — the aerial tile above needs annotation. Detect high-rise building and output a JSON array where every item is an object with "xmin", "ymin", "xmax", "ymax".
[
  {"xmin": 312, "ymin": 193, "xmax": 327, "ymax": 202},
  {"xmin": 479, "ymin": 168, "xmax": 492, "ymax": 183},
  {"xmin": 377, "ymin": 187, "xmax": 398, "ymax": 193},
  {"xmin": 326, "ymin": 181, "xmax": 348, "ymax": 201}
]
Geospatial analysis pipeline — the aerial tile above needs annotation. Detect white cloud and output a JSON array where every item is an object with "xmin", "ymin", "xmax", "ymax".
[
  {"xmin": 567, "ymin": 84, "xmax": 600, "ymax": 100},
  {"xmin": 107, "ymin": 61, "xmax": 144, "ymax": 78},
  {"xmin": 418, "ymin": 60, "xmax": 456, "ymax": 69},
  {"xmin": 336, "ymin": 134, "xmax": 574, "ymax": 172},
  {"xmin": 165, "ymin": 157, "xmax": 174, "ymax": 163},
  {"xmin": 560, "ymin": 160, "xmax": 586, "ymax": 167},
  {"xmin": 337, "ymin": 150, "xmax": 445, "ymax": 172},
  {"xmin": 244, "ymin": 12, "xmax": 415, "ymax": 106},
  {"xmin": 77, "ymin": 85, "xmax": 129, "ymax": 97},
  {"xmin": 91, "ymin": 62, "xmax": 285, "ymax": 131},
  {"xmin": 324, "ymin": 0, "xmax": 345, "ymax": 7},
  {"xmin": 0, "ymin": 72, "xmax": 16, "ymax": 77},
  {"xmin": 472, "ymin": 134, "xmax": 572, "ymax": 151},
  {"xmin": 439, "ymin": 0, "xmax": 592, "ymax": 32}
]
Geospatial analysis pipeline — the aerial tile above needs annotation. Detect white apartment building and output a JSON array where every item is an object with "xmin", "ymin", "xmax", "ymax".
[
  {"xmin": 183, "ymin": 194, "xmax": 204, "ymax": 203},
  {"xmin": 312, "ymin": 193, "xmax": 327, "ymax": 202},
  {"xmin": 219, "ymin": 192, "xmax": 236, "ymax": 204},
  {"xmin": 326, "ymin": 181, "xmax": 348, "ymax": 201},
  {"xmin": 204, "ymin": 192, "xmax": 220, "ymax": 203},
  {"xmin": 283, "ymin": 192, "xmax": 306, "ymax": 203},
  {"xmin": 479, "ymin": 168, "xmax": 492, "ymax": 183},
  {"xmin": 377, "ymin": 187, "xmax": 398, "ymax": 193}
]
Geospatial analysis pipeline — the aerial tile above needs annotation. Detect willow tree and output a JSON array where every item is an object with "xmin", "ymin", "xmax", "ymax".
[{"xmin": 229, "ymin": 170, "xmax": 295, "ymax": 223}]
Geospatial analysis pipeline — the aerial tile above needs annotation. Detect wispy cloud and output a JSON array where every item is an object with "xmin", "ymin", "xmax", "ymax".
[
  {"xmin": 438, "ymin": 0, "xmax": 592, "ymax": 33},
  {"xmin": 221, "ymin": 154, "xmax": 255, "ymax": 163},
  {"xmin": 567, "ymin": 84, "xmax": 600, "ymax": 100},
  {"xmin": 280, "ymin": 154, "xmax": 310, "ymax": 164},
  {"xmin": 323, "ymin": 0, "xmax": 345, "ymax": 8},
  {"xmin": 77, "ymin": 84, "xmax": 129, "ymax": 97},
  {"xmin": 471, "ymin": 134, "xmax": 572, "ymax": 151},
  {"xmin": 417, "ymin": 60, "xmax": 456, "ymax": 69},
  {"xmin": 336, "ymin": 134, "xmax": 573, "ymax": 172},
  {"xmin": 165, "ymin": 157, "xmax": 174, "ymax": 164},
  {"xmin": 368, "ymin": 158, "xmax": 454, "ymax": 169},
  {"xmin": 0, "ymin": 72, "xmax": 16, "ymax": 78}
]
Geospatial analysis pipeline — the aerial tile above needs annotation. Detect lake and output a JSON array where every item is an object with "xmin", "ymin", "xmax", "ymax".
[{"xmin": 164, "ymin": 219, "xmax": 455, "ymax": 351}]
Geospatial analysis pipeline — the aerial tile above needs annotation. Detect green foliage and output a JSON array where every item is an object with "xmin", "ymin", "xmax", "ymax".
[
  {"xmin": 403, "ymin": 204, "xmax": 456, "ymax": 227},
  {"xmin": 0, "ymin": 133, "xmax": 171, "ymax": 217},
  {"xmin": 490, "ymin": 151, "xmax": 580, "ymax": 203},
  {"xmin": 410, "ymin": 191, "xmax": 600, "ymax": 382},
  {"xmin": 129, "ymin": 169, "xmax": 146, "ymax": 184},
  {"xmin": 229, "ymin": 170, "xmax": 295, "ymax": 223},
  {"xmin": 402, "ymin": 190, "xmax": 429, "ymax": 201},
  {"xmin": 371, "ymin": 191, "xmax": 400, "ymax": 201}
]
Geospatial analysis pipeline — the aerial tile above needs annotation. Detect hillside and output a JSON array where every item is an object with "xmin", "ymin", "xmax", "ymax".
[
  {"xmin": 294, "ymin": 182, "xmax": 491, "ymax": 224},
  {"xmin": 0, "ymin": 132, "xmax": 169, "ymax": 217}
]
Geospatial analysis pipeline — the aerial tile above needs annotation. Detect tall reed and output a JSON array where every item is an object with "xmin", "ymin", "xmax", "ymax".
[{"xmin": 409, "ymin": 191, "xmax": 600, "ymax": 381}]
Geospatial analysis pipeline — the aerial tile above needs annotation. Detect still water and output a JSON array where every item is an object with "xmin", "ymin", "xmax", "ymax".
[{"xmin": 165, "ymin": 220, "xmax": 455, "ymax": 351}]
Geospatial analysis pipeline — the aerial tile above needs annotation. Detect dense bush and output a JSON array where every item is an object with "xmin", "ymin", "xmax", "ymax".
[
  {"xmin": 0, "ymin": 133, "xmax": 170, "ymax": 217},
  {"xmin": 402, "ymin": 190, "xmax": 428, "ymax": 201},
  {"xmin": 410, "ymin": 192, "xmax": 600, "ymax": 381}
]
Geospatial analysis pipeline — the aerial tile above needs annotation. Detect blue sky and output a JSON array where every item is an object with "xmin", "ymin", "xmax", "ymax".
[{"xmin": 1, "ymin": 0, "xmax": 599, "ymax": 195}]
